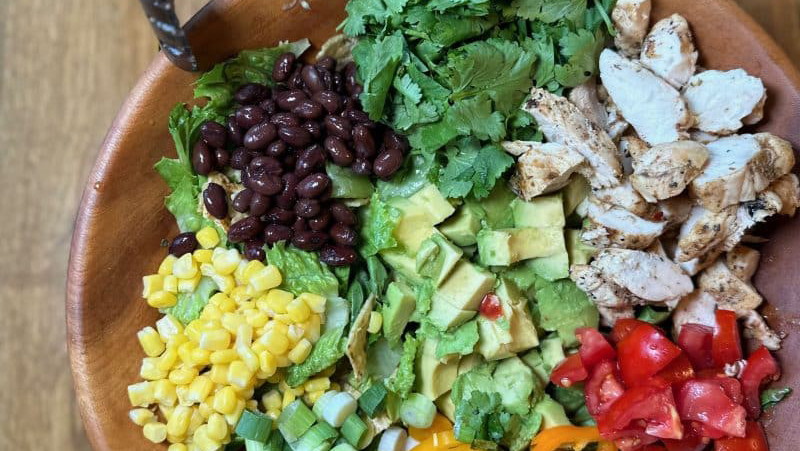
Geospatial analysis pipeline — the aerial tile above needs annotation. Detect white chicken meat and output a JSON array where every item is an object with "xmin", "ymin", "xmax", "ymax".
[
  {"xmin": 698, "ymin": 260, "xmax": 763, "ymax": 313},
  {"xmin": 568, "ymin": 79, "xmax": 608, "ymax": 130},
  {"xmin": 672, "ymin": 290, "xmax": 718, "ymax": 337},
  {"xmin": 725, "ymin": 245, "xmax": 760, "ymax": 282},
  {"xmin": 503, "ymin": 141, "xmax": 586, "ymax": 201},
  {"xmin": 592, "ymin": 180, "xmax": 653, "ymax": 217},
  {"xmin": 631, "ymin": 140, "xmax": 709, "ymax": 202},
  {"xmin": 741, "ymin": 310, "xmax": 782, "ymax": 351},
  {"xmin": 592, "ymin": 248, "xmax": 694, "ymax": 305},
  {"xmin": 766, "ymin": 173, "xmax": 800, "ymax": 216},
  {"xmin": 582, "ymin": 199, "xmax": 667, "ymax": 249},
  {"xmin": 611, "ymin": 0, "xmax": 652, "ymax": 58},
  {"xmin": 683, "ymin": 69, "xmax": 767, "ymax": 135},
  {"xmin": 640, "ymin": 14, "xmax": 698, "ymax": 88},
  {"xmin": 618, "ymin": 136, "xmax": 649, "ymax": 175}
]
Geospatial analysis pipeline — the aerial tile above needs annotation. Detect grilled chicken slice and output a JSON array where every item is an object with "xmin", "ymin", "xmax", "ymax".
[
  {"xmin": 524, "ymin": 88, "xmax": 623, "ymax": 188},
  {"xmin": 571, "ymin": 264, "xmax": 634, "ymax": 308},
  {"xmin": 698, "ymin": 260, "xmax": 763, "ymax": 312},
  {"xmin": 766, "ymin": 173, "xmax": 800, "ymax": 216},
  {"xmin": 741, "ymin": 311, "xmax": 782, "ymax": 350},
  {"xmin": 597, "ymin": 85, "xmax": 631, "ymax": 141},
  {"xmin": 599, "ymin": 49, "xmax": 691, "ymax": 145},
  {"xmin": 618, "ymin": 136, "xmax": 649, "ymax": 175},
  {"xmin": 631, "ymin": 140, "xmax": 709, "ymax": 202},
  {"xmin": 592, "ymin": 180, "xmax": 653, "ymax": 217},
  {"xmin": 674, "ymin": 205, "xmax": 731, "ymax": 263},
  {"xmin": 725, "ymin": 245, "xmax": 760, "ymax": 282},
  {"xmin": 683, "ymin": 69, "xmax": 767, "ymax": 135},
  {"xmin": 672, "ymin": 290, "xmax": 717, "ymax": 337},
  {"xmin": 503, "ymin": 141, "xmax": 585, "ymax": 200},
  {"xmin": 690, "ymin": 133, "xmax": 795, "ymax": 212},
  {"xmin": 690, "ymin": 130, "xmax": 721, "ymax": 144},
  {"xmin": 658, "ymin": 194, "xmax": 694, "ymax": 228},
  {"xmin": 568, "ymin": 79, "xmax": 608, "ymax": 129},
  {"xmin": 582, "ymin": 199, "xmax": 667, "ymax": 249},
  {"xmin": 678, "ymin": 249, "xmax": 724, "ymax": 277},
  {"xmin": 597, "ymin": 305, "xmax": 636, "ymax": 327},
  {"xmin": 612, "ymin": 0, "xmax": 652, "ymax": 58},
  {"xmin": 640, "ymin": 14, "xmax": 698, "ymax": 88},
  {"xmin": 592, "ymin": 248, "xmax": 694, "ymax": 305}
]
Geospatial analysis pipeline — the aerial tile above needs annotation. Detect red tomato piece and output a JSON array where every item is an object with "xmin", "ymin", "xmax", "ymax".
[
  {"xmin": 576, "ymin": 327, "xmax": 616, "ymax": 371},
  {"xmin": 714, "ymin": 421, "xmax": 769, "ymax": 451},
  {"xmin": 675, "ymin": 380, "xmax": 747, "ymax": 438},
  {"xmin": 612, "ymin": 427, "xmax": 660, "ymax": 451},
  {"xmin": 550, "ymin": 353, "xmax": 588, "ymax": 387},
  {"xmin": 663, "ymin": 427, "xmax": 709, "ymax": 451},
  {"xmin": 479, "ymin": 293, "xmax": 502, "ymax": 320},
  {"xmin": 655, "ymin": 353, "xmax": 696, "ymax": 386},
  {"xmin": 598, "ymin": 382, "xmax": 684, "ymax": 441},
  {"xmin": 611, "ymin": 318, "xmax": 650, "ymax": 343},
  {"xmin": 618, "ymin": 323, "xmax": 683, "ymax": 386},
  {"xmin": 678, "ymin": 323, "xmax": 715, "ymax": 370},
  {"xmin": 740, "ymin": 346, "xmax": 780, "ymax": 419},
  {"xmin": 641, "ymin": 446, "xmax": 668, "ymax": 451},
  {"xmin": 712, "ymin": 310, "xmax": 743, "ymax": 368},
  {"xmin": 585, "ymin": 359, "xmax": 626, "ymax": 416}
]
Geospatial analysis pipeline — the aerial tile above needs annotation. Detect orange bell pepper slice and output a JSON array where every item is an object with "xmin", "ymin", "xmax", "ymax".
[
  {"xmin": 409, "ymin": 414, "xmax": 454, "ymax": 441},
  {"xmin": 531, "ymin": 426, "xmax": 617, "ymax": 451}
]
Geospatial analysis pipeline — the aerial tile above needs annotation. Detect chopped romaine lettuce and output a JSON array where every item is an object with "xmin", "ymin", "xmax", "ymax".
[{"xmin": 265, "ymin": 242, "xmax": 339, "ymax": 297}]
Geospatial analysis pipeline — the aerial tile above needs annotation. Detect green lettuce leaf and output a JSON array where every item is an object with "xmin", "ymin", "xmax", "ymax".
[
  {"xmin": 384, "ymin": 335, "xmax": 419, "ymax": 399},
  {"xmin": 285, "ymin": 327, "xmax": 347, "ymax": 387},
  {"xmin": 265, "ymin": 242, "xmax": 339, "ymax": 297},
  {"xmin": 164, "ymin": 276, "xmax": 218, "ymax": 325},
  {"xmin": 359, "ymin": 193, "xmax": 402, "ymax": 257}
]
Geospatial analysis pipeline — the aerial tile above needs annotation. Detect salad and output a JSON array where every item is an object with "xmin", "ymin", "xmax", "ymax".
[{"xmin": 125, "ymin": 1, "xmax": 796, "ymax": 451}]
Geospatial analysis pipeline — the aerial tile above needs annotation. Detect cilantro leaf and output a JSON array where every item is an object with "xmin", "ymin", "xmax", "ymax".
[
  {"xmin": 554, "ymin": 28, "xmax": 604, "ymax": 87},
  {"xmin": 435, "ymin": 320, "xmax": 480, "ymax": 358},
  {"xmin": 514, "ymin": 0, "xmax": 587, "ymax": 24},
  {"xmin": 340, "ymin": 0, "xmax": 409, "ymax": 36},
  {"xmin": 448, "ymin": 94, "xmax": 507, "ymax": 141},
  {"xmin": 439, "ymin": 138, "xmax": 514, "ymax": 199},
  {"xmin": 353, "ymin": 33, "xmax": 407, "ymax": 120}
]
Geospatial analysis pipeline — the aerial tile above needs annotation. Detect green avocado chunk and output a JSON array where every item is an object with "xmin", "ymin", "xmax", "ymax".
[
  {"xmin": 476, "ymin": 279, "xmax": 539, "ymax": 361},
  {"xmin": 389, "ymin": 184, "xmax": 454, "ymax": 253},
  {"xmin": 511, "ymin": 194, "xmax": 565, "ymax": 228},
  {"xmin": 429, "ymin": 261, "xmax": 496, "ymax": 330},
  {"xmin": 492, "ymin": 357, "xmax": 535, "ymax": 415},
  {"xmin": 480, "ymin": 183, "xmax": 516, "ymax": 229},
  {"xmin": 477, "ymin": 227, "xmax": 565, "ymax": 266},
  {"xmin": 528, "ymin": 252, "xmax": 570, "ymax": 281},
  {"xmin": 416, "ymin": 233, "xmax": 463, "ymax": 286},
  {"xmin": 439, "ymin": 204, "xmax": 483, "ymax": 247},
  {"xmin": 535, "ymin": 279, "xmax": 599, "ymax": 347},
  {"xmin": 561, "ymin": 175, "xmax": 590, "ymax": 217},
  {"xmin": 379, "ymin": 249, "xmax": 423, "ymax": 285},
  {"xmin": 382, "ymin": 282, "xmax": 417, "ymax": 344},
  {"xmin": 565, "ymin": 229, "xmax": 597, "ymax": 266},
  {"xmin": 415, "ymin": 338, "xmax": 459, "ymax": 401},
  {"xmin": 533, "ymin": 395, "xmax": 571, "ymax": 429},
  {"xmin": 539, "ymin": 336, "xmax": 565, "ymax": 372},
  {"xmin": 326, "ymin": 162, "xmax": 375, "ymax": 199}
]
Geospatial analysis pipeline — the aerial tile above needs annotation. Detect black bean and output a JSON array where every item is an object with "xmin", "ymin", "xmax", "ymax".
[
  {"xmin": 343, "ymin": 108, "xmax": 370, "ymax": 124},
  {"xmin": 324, "ymin": 136, "xmax": 355, "ymax": 166},
  {"xmin": 235, "ymin": 83, "xmax": 268, "ymax": 105},
  {"xmin": 192, "ymin": 141, "xmax": 214, "ymax": 175},
  {"xmin": 316, "ymin": 56, "xmax": 336, "ymax": 71},
  {"xmin": 243, "ymin": 122, "xmax": 277, "ymax": 149},
  {"xmin": 320, "ymin": 69, "xmax": 334, "ymax": 91},
  {"xmin": 270, "ymin": 112, "xmax": 301, "ymax": 128},
  {"xmin": 264, "ymin": 224, "xmax": 293, "ymax": 244},
  {"xmin": 169, "ymin": 232, "xmax": 198, "ymax": 257},
  {"xmin": 384, "ymin": 130, "xmax": 409, "ymax": 154},
  {"xmin": 277, "ymin": 173, "xmax": 299, "ymax": 209},
  {"xmin": 330, "ymin": 223, "xmax": 358, "ymax": 246},
  {"xmin": 352, "ymin": 124, "xmax": 376, "ymax": 158},
  {"xmin": 319, "ymin": 184, "xmax": 333, "ymax": 202},
  {"xmin": 258, "ymin": 98, "xmax": 278, "ymax": 115},
  {"xmin": 232, "ymin": 189, "xmax": 253, "ymax": 213},
  {"xmin": 344, "ymin": 62, "xmax": 358, "ymax": 96},
  {"xmin": 265, "ymin": 140, "xmax": 287, "ymax": 158},
  {"xmin": 293, "ymin": 217, "xmax": 309, "ymax": 234},
  {"xmin": 331, "ymin": 203, "xmax": 357, "ymax": 226},
  {"xmin": 235, "ymin": 106, "xmax": 266, "ymax": 129},
  {"xmin": 230, "ymin": 147, "xmax": 252, "ymax": 170},
  {"xmin": 350, "ymin": 84, "xmax": 364, "ymax": 97},
  {"xmin": 324, "ymin": 115, "xmax": 352, "ymax": 140},
  {"xmin": 293, "ymin": 100, "xmax": 324, "ymax": 119},
  {"xmin": 332, "ymin": 72, "xmax": 343, "ymax": 93},
  {"xmin": 319, "ymin": 245, "xmax": 357, "ymax": 266},
  {"xmin": 351, "ymin": 158, "xmax": 372, "ymax": 176},
  {"xmin": 228, "ymin": 216, "xmax": 264, "ymax": 243},
  {"xmin": 295, "ymin": 199, "xmax": 321, "ymax": 218},
  {"xmin": 203, "ymin": 183, "xmax": 228, "ymax": 219},
  {"xmin": 373, "ymin": 148, "xmax": 403, "ymax": 179},
  {"xmin": 292, "ymin": 231, "xmax": 328, "ymax": 251},
  {"xmin": 213, "ymin": 148, "xmax": 230, "ymax": 168},
  {"xmin": 308, "ymin": 210, "xmax": 331, "ymax": 231},
  {"xmin": 296, "ymin": 173, "xmax": 331, "ymax": 198},
  {"xmin": 272, "ymin": 53, "xmax": 296, "ymax": 83},
  {"xmin": 288, "ymin": 67, "xmax": 305, "ymax": 90},
  {"xmin": 249, "ymin": 192, "xmax": 271, "ymax": 217},
  {"xmin": 295, "ymin": 144, "xmax": 326, "ymax": 178},
  {"xmin": 246, "ymin": 170, "xmax": 282, "ymax": 196},
  {"xmin": 302, "ymin": 121, "xmax": 322, "ymax": 139},
  {"xmin": 313, "ymin": 91, "xmax": 342, "ymax": 114},
  {"xmin": 200, "ymin": 121, "xmax": 227, "ymax": 148},
  {"xmin": 226, "ymin": 117, "xmax": 243, "ymax": 146},
  {"xmin": 278, "ymin": 126, "xmax": 312, "ymax": 147},
  {"xmin": 275, "ymin": 89, "xmax": 307, "ymax": 111},
  {"xmin": 282, "ymin": 152, "xmax": 297, "ymax": 171},
  {"xmin": 249, "ymin": 156, "xmax": 282, "ymax": 175},
  {"xmin": 244, "ymin": 241, "xmax": 266, "ymax": 261},
  {"xmin": 266, "ymin": 208, "xmax": 295, "ymax": 225},
  {"xmin": 300, "ymin": 65, "xmax": 325, "ymax": 93}
]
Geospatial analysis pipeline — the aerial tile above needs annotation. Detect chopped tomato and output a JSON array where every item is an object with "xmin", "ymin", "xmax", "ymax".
[
  {"xmin": 550, "ymin": 353, "xmax": 588, "ymax": 387},
  {"xmin": 598, "ymin": 382, "xmax": 684, "ymax": 441},
  {"xmin": 479, "ymin": 293, "xmax": 502, "ymax": 320},
  {"xmin": 714, "ymin": 422, "xmax": 769, "ymax": 451},
  {"xmin": 618, "ymin": 323, "xmax": 682, "ymax": 386},
  {"xmin": 678, "ymin": 324, "xmax": 715, "ymax": 370},
  {"xmin": 702, "ymin": 376, "xmax": 744, "ymax": 405},
  {"xmin": 675, "ymin": 380, "xmax": 747, "ymax": 438},
  {"xmin": 662, "ymin": 428, "xmax": 708, "ymax": 451},
  {"xmin": 576, "ymin": 328, "xmax": 616, "ymax": 371},
  {"xmin": 740, "ymin": 346, "xmax": 780, "ymax": 419},
  {"xmin": 612, "ymin": 427, "xmax": 660, "ymax": 451},
  {"xmin": 585, "ymin": 360, "xmax": 625, "ymax": 416},
  {"xmin": 641, "ymin": 445, "xmax": 669, "ymax": 451},
  {"xmin": 655, "ymin": 353, "xmax": 695, "ymax": 386},
  {"xmin": 712, "ymin": 310, "xmax": 742, "ymax": 367},
  {"xmin": 611, "ymin": 318, "xmax": 649, "ymax": 343}
]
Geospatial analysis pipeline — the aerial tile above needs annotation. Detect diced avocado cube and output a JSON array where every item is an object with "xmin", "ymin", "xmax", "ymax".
[
  {"xmin": 408, "ymin": 184, "xmax": 455, "ymax": 225},
  {"xmin": 562, "ymin": 175, "xmax": 590, "ymax": 217},
  {"xmin": 429, "ymin": 300, "xmax": 478, "ymax": 332},
  {"xmin": 493, "ymin": 357, "xmax": 535, "ymax": 415},
  {"xmin": 326, "ymin": 162, "xmax": 374, "ymax": 199},
  {"xmin": 528, "ymin": 252, "xmax": 570, "ymax": 281},
  {"xmin": 477, "ymin": 228, "xmax": 565, "ymax": 266},
  {"xmin": 439, "ymin": 205, "xmax": 483, "ymax": 247},
  {"xmin": 391, "ymin": 204, "xmax": 437, "ymax": 253},
  {"xmin": 379, "ymin": 249, "xmax": 423, "ymax": 284},
  {"xmin": 512, "ymin": 194, "xmax": 565, "ymax": 228},
  {"xmin": 435, "ymin": 392, "xmax": 456, "ymax": 423},
  {"xmin": 476, "ymin": 315, "xmax": 514, "ymax": 361},
  {"xmin": 382, "ymin": 282, "xmax": 416, "ymax": 344},
  {"xmin": 415, "ymin": 338, "xmax": 459, "ymax": 401},
  {"xmin": 476, "ymin": 280, "xmax": 538, "ymax": 361},
  {"xmin": 480, "ymin": 183, "xmax": 515, "ymax": 229},
  {"xmin": 520, "ymin": 349, "xmax": 549, "ymax": 384},
  {"xmin": 429, "ymin": 261, "xmax": 496, "ymax": 330},
  {"xmin": 565, "ymin": 229, "xmax": 596, "ymax": 266},
  {"xmin": 457, "ymin": 353, "xmax": 484, "ymax": 376},
  {"xmin": 537, "ymin": 279, "xmax": 599, "ymax": 347},
  {"xmin": 539, "ymin": 336, "xmax": 565, "ymax": 372},
  {"xmin": 533, "ymin": 395, "xmax": 571, "ymax": 429},
  {"xmin": 416, "ymin": 233, "xmax": 463, "ymax": 286}
]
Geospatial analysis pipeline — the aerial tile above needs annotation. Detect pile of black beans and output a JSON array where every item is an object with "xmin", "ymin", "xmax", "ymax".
[{"xmin": 189, "ymin": 52, "xmax": 408, "ymax": 266}]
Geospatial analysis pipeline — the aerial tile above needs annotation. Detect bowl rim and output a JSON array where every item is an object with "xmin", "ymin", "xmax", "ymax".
[{"xmin": 66, "ymin": 0, "xmax": 800, "ymax": 449}]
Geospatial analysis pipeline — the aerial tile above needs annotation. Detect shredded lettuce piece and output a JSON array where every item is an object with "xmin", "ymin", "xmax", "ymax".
[
  {"xmin": 358, "ymin": 193, "xmax": 402, "ymax": 257},
  {"xmin": 163, "ymin": 276, "xmax": 218, "ymax": 325},
  {"xmin": 266, "ymin": 242, "xmax": 339, "ymax": 297},
  {"xmin": 285, "ymin": 327, "xmax": 347, "ymax": 387},
  {"xmin": 384, "ymin": 335, "xmax": 419, "ymax": 399},
  {"xmin": 434, "ymin": 320, "xmax": 480, "ymax": 359}
]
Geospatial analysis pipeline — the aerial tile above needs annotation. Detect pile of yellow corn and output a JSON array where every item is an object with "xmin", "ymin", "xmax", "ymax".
[{"xmin": 127, "ymin": 227, "xmax": 332, "ymax": 451}]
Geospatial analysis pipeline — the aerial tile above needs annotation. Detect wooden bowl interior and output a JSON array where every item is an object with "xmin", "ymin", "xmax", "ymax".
[{"xmin": 67, "ymin": 0, "xmax": 800, "ymax": 449}]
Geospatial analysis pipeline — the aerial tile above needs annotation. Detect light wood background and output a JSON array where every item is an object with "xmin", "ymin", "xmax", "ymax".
[{"xmin": 0, "ymin": 0, "xmax": 796, "ymax": 449}]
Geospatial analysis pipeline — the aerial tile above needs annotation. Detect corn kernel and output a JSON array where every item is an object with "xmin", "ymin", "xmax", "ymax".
[
  {"xmin": 154, "ymin": 379, "xmax": 178, "ymax": 407},
  {"xmin": 168, "ymin": 367, "xmax": 197, "ymax": 386},
  {"xmin": 198, "ymin": 400, "xmax": 214, "ymax": 419},
  {"xmin": 160, "ymin": 404, "xmax": 176, "ymax": 422},
  {"xmin": 287, "ymin": 297, "xmax": 311, "ymax": 322},
  {"xmin": 163, "ymin": 275, "xmax": 178, "ymax": 293},
  {"xmin": 188, "ymin": 408, "xmax": 204, "ymax": 434},
  {"xmin": 166, "ymin": 405, "xmax": 193, "ymax": 437},
  {"xmin": 287, "ymin": 324, "xmax": 305, "ymax": 345},
  {"xmin": 298, "ymin": 293, "xmax": 327, "ymax": 314},
  {"xmin": 238, "ymin": 346, "xmax": 260, "ymax": 373},
  {"xmin": 235, "ymin": 386, "xmax": 255, "ymax": 400},
  {"xmin": 213, "ymin": 385, "xmax": 238, "ymax": 414},
  {"xmin": 246, "ymin": 399, "xmax": 259, "ymax": 412},
  {"xmin": 157, "ymin": 348, "xmax": 179, "ymax": 371},
  {"xmin": 199, "ymin": 329, "xmax": 231, "ymax": 351},
  {"xmin": 156, "ymin": 315, "xmax": 184, "ymax": 341},
  {"xmin": 305, "ymin": 390, "xmax": 326, "ymax": 405},
  {"xmin": 140, "ymin": 357, "xmax": 168, "ymax": 381},
  {"xmin": 200, "ymin": 262, "xmax": 216, "ymax": 277},
  {"xmin": 266, "ymin": 370, "xmax": 284, "ymax": 384},
  {"xmin": 184, "ymin": 322, "xmax": 202, "ymax": 342},
  {"xmin": 288, "ymin": 339, "xmax": 312, "ymax": 364},
  {"xmin": 275, "ymin": 354, "xmax": 291, "ymax": 368},
  {"xmin": 148, "ymin": 291, "xmax": 178, "ymax": 309},
  {"xmin": 304, "ymin": 377, "xmax": 331, "ymax": 393},
  {"xmin": 178, "ymin": 342, "xmax": 198, "ymax": 366},
  {"xmin": 258, "ymin": 350, "xmax": 277, "ymax": 377},
  {"xmin": 368, "ymin": 311, "xmax": 383, "ymax": 334},
  {"xmin": 242, "ymin": 260, "xmax": 266, "ymax": 283},
  {"xmin": 267, "ymin": 409, "xmax": 281, "ymax": 420},
  {"xmin": 304, "ymin": 315, "xmax": 322, "ymax": 342},
  {"xmin": 249, "ymin": 266, "xmax": 282, "ymax": 292},
  {"xmin": 193, "ymin": 248, "xmax": 213, "ymax": 264},
  {"xmin": 260, "ymin": 330, "xmax": 290, "ymax": 355},
  {"xmin": 210, "ymin": 273, "xmax": 236, "ymax": 294},
  {"xmin": 167, "ymin": 433, "xmax": 186, "ymax": 445},
  {"xmin": 212, "ymin": 248, "xmax": 242, "ymax": 275},
  {"xmin": 273, "ymin": 314, "xmax": 293, "ymax": 325},
  {"xmin": 175, "ymin": 385, "xmax": 191, "ymax": 407},
  {"xmin": 282, "ymin": 390, "xmax": 296, "ymax": 408},
  {"xmin": 143, "ymin": 422, "xmax": 168, "ymax": 443},
  {"xmin": 137, "ymin": 326, "xmax": 166, "ymax": 357},
  {"xmin": 261, "ymin": 389, "xmax": 282, "ymax": 411},
  {"xmin": 209, "ymin": 364, "xmax": 229, "ymax": 385},
  {"xmin": 196, "ymin": 226, "xmax": 220, "ymax": 249},
  {"xmin": 218, "ymin": 296, "xmax": 237, "ymax": 313},
  {"xmin": 178, "ymin": 273, "xmax": 202, "ymax": 293},
  {"xmin": 224, "ymin": 399, "xmax": 246, "ymax": 426},
  {"xmin": 129, "ymin": 408, "xmax": 155, "ymax": 426},
  {"xmin": 193, "ymin": 425, "xmax": 220, "ymax": 451},
  {"xmin": 186, "ymin": 375, "xmax": 214, "ymax": 404},
  {"xmin": 167, "ymin": 333, "xmax": 189, "ymax": 351},
  {"xmin": 159, "ymin": 255, "xmax": 177, "ymax": 275},
  {"xmin": 230, "ymin": 285, "xmax": 253, "ymax": 304},
  {"xmin": 220, "ymin": 313, "xmax": 246, "ymax": 334},
  {"xmin": 173, "ymin": 253, "xmax": 198, "ymax": 279},
  {"xmin": 234, "ymin": 260, "xmax": 249, "ymax": 285},
  {"xmin": 200, "ymin": 304, "xmax": 223, "ymax": 321},
  {"xmin": 207, "ymin": 412, "xmax": 228, "ymax": 441},
  {"xmin": 190, "ymin": 348, "xmax": 211, "ymax": 366},
  {"xmin": 246, "ymin": 310, "xmax": 269, "ymax": 328},
  {"xmin": 210, "ymin": 349, "xmax": 238, "ymax": 365},
  {"xmin": 169, "ymin": 444, "xmax": 189, "ymax": 451},
  {"xmin": 142, "ymin": 274, "xmax": 165, "ymax": 298},
  {"xmin": 228, "ymin": 361, "xmax": 253, "ymax": 389}
]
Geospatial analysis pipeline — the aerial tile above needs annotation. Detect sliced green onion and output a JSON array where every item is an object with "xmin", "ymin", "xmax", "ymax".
[
  {"xmin": 293, "ymin": 422, "xmax": 339, "ymax": 451},
  {"xmin": 236, "ymin": 409, "xmax": 273, "ymax": 443},
  {"xmin": 377, "ymin": 427, "xmax": 408, "ymax": 451},
  {"xmin": 278, "ymin": 400, "xmax": 317, "ymax": 443},
  {"xmin": 341, "ymin": 414, "xmax": 368, "ymax": 447},
  {"xmin": 404, "ymin": 437, "xmax": 419, "ymax": 451},
  {"xmin": 321, "ymin": 392, "xmax": 357, "ymax": 427},
  {"xmin": 313, "ymin": 391, "xmax": 340, "ymax": 418},
  {"xmin": 325, "ymin": 297, "xmax": 351, "ymax": 332},
  {"xmin": 358, "ymin": 382, "xmax": 388, "ymax": 417},
  {"xmin": 399, "ymin": 394, "xmax": 436, "ymax": 429},
  {"xmin": 331, "ymin": 444, "xmax": 358, "ymax": 451},
  {"xmin": 246, "ymin": 439, "xmax": 267, "ymax": 451}
]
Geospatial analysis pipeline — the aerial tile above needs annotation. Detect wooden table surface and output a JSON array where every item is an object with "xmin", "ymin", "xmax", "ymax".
[{"xmin": 0, "ymin": 0, "xmax": 797, "ymax": 449}]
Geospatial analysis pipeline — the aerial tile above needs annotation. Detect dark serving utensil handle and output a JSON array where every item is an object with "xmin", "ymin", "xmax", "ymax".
[{"xmin": 139, "ymin": 0, "xmax": 199, "ymax": 71}]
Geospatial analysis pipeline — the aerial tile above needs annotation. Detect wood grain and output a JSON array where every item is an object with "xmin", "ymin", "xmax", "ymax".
[{"xmin": 0, "ymin": 0, "xmax": 798, "ymax": 450}]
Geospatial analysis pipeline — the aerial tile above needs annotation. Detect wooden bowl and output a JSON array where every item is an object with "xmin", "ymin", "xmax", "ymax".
[{"xmin": 66, "ymin": 0, "xmax": 800, "ymax": 449}]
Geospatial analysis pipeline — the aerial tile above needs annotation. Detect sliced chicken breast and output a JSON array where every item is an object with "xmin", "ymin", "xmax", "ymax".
[
  {"xmin": 725, "ymin": 245, "xmax": 760, "ymax": 282},
  {"xmin": 592, "ymin": 248, "xmax": 694, "ymax": 304},
  {"xmin": 678, "ymin": 249, "xmax": 724, "ymax": 277},
  {"xmin": 631, "ymin": 140, "xmax": 709, "ymax": 202},
  {"xmin": 741, "ymin": 310, "xmax": 782, "ymax": 350},
  {"xmin": 598, "ymin": 305, "xmax": 637, "ymax": 327},
  {"xmin": 571, "ymin": 264, "xmax": 634, "ymax": 308},
  {"xmin": 568, "ymin": 79, "xmax": 608, "ymax": 129},
  {"xmin": 672, "ymin": 290, "xmax": 717, "ymax": 337},
  {"xmin": 524, "ymin": 88, "xmax": 623, "ymax": 188},
  {"xmin": 582, "ymin": 199, "xmax": 667, "ymax": 249},
  {"xmin": 675, "ymin": 205, "xmax": 731, "ymax": 263},
  {"xmin": 683, "ymin": 69, "xmax": 767, "ymax": 135},
  {"xmin": 766, "ymin": 173, "xmax": 800, "ymax": 216},
  {"xmin": 690, "ymin": 133, "xmax": 795, "ymax": 212},
  {"xmin": 690, "ymin": 130, "xmax": 721, "ymax": 144},
  {"xmin": 618, "ymin": 136, "xmax": 649, "ymax": 175},
  {"xmin": 657, "ymin": 194, "xmax": 694, "ymax": 228},
  {"xmin": 503, "ymin": 141, "xmax": 586, "ymax": 200},
  {"xmin": 612, "ymin": 0, "xmax": 652, "ymax": 58},
  {"xmin": 597, "ymin": 86, "xmax": 632, "ymax": 141},
  {"xmin": 592, "ymin": 180, "xmax": 653, "ymax": 217},
  {"xmin": 640, "ymin": 14, "xmax": 698, "ymax": 88},
  {"xmin": 599, "ymin": 49, "xmax": 691, "ymax": 145},
  {"xmin": 698, "ymin": 260, "xmax": 763, "ymax": 312}
]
